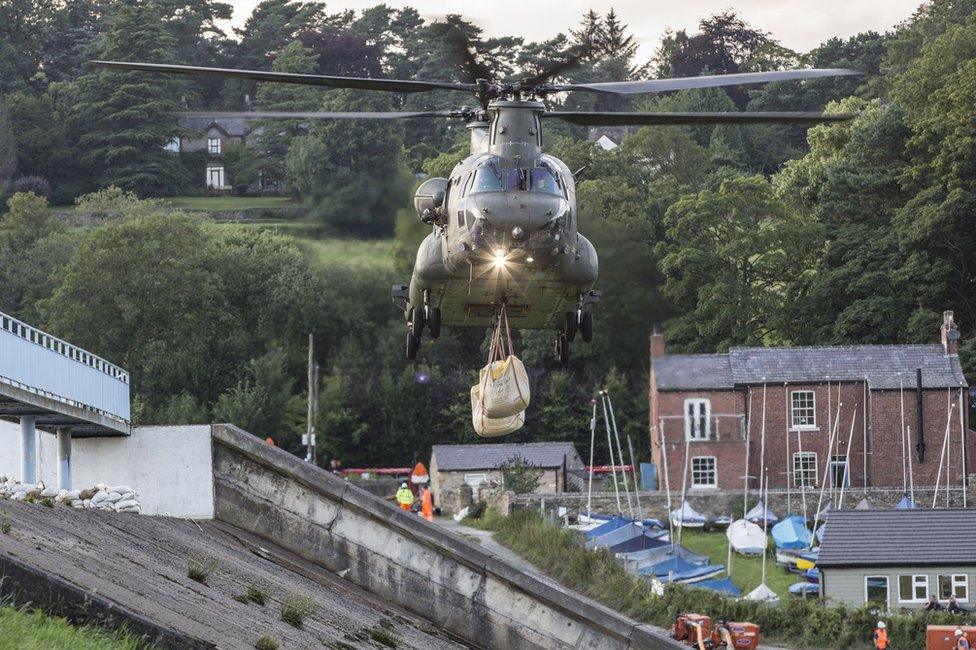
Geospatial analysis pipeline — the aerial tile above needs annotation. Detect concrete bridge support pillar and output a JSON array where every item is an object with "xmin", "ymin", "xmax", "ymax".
[
  {"xmin": 20, "ymin": 416, "xmax": 36, "ymax": 485},
  {"xmin": 57, "ymin": 428, "xmax": 71, "ymax": 490}
]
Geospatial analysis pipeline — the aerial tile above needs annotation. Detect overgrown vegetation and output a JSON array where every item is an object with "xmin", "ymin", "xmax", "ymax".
[
  {"xmin": 280, "ymin": 593, "xmax": 315, "ymax": 628},
  {"xmin": 244, "ymin": 583, "xmax": 270, "ymax": 606},
  {"xmin": 186, "ymin": 554, "xmax": 219, "ymax": 585},
  {"xmin": 0, "ymin": 604, "xmax": 146, "ymax": 649},
  {"xmin": 1, "ymin": 515, "xmax": 10, "ymax": 534},
  {"xmin": 490, "ymin": 510, "xmax": 976, "ymax": 648},
  {"xmin": 500, "ymin": 454, "xmax": 544, "ymax": 494},
  {"xmin": 254, "ymin": 634, "xmax": 280, "ymax": 650},
  {"xmin": 368, "ymin": 623, "xmax": 399, "ymax": 648}
]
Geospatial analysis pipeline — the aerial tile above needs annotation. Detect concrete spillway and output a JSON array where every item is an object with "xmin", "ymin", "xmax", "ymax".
[{"xmin": 0, "ymin": 424, "xmax": 680, "ymax": 649}]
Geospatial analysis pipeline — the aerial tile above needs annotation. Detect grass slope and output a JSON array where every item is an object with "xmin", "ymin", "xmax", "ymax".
[
  {"xmin": 677, "ymin": 529, "xmax": 797, "ymax": 599},
  {"xmin": 0, "ymin": 605, "xmax": 144, "ymax": 650}
]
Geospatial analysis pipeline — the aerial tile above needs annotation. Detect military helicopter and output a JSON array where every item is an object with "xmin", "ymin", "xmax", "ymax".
[{"xmin": 92, "ymin": 48, "xmax": 856, "ymax": 365}]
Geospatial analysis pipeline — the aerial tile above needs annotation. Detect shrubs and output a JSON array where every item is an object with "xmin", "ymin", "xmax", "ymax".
[
  {"xmin": 255, "ymin": 634, "xmax": 280, "ymax": 650},
  {"xmin": 13, "ymin": 175, "xmax": 51, "ymax": 198},
  {"xmin": 186, "ymin": 554, "xmax": 219, "ymax": 584},
  {"xmin": 490, "ymin": 510, "xmax": 976, "ymax": 649},
  {"xmin": 280, "ymin": 593, "xmax": 315, "ymax": 627}
]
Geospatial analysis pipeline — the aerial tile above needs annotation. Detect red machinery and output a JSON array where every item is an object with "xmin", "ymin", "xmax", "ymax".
[
  {"xmin": 926, "ymin": 626, "xmax": 976, "ymax": 650},
  {"xmin": 672, "ymin": 613, "xmax": 761, "ymax": 650}
]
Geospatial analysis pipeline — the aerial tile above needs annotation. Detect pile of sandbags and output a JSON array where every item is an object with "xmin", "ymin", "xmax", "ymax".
[
  {"xmin": 471, "ymin": 307, "xmax": 529, "ymax": 436},
  {"xmin": 0, "ymin": 477, "xmax": 141, "ymax": 513}
]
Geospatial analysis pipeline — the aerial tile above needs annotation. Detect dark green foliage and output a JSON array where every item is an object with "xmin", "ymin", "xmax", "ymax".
[
  {"xmin": 254, "ymin": 635, "xmax": 280, "ymax": 650},
  {"xmin": 500, "ymin": 455, "xmax": 544, "ymax": 494}
]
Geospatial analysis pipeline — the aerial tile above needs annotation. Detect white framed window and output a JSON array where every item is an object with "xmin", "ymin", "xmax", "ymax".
[
  {"xmin": 208, "ymin": 137, "xmax": 222, "ymax": 154},
  {"xmin": 206, "ymin": 165, "xmax": 225, "ymax": 188},
  {"xmin": 830, "ymin": 455, "xmax": 850, "ymax": 488},
  {"xmin": 691, "ymin": 456, "xmax": 717, "ymax": 488},
  {"xmin": 898, "ymin": 574, "xmax": 929, "ymax": 602},
  {"xmin": 791, "ymin": 390, "xmax": 816, "ymax": 429},
  {"xmin": 684, "ymin": 398, "xmax": 710, "ymax": 440},
  {"xmin": 463, "ymin": 473, "xmax": 487, "ymax": 489},
  {"xmin": 939, "ymin": 574, "xmax": 969, "ymax": 601},
  {"xmin": 792, "ymin": 452, "xmax": 818, "ymax": 488},
  {"xmin": 865, "ymin": 575, "xmax": 889, "ymax": 608}
]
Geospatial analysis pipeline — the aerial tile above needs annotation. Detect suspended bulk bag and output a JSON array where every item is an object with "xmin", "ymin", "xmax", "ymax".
[
  {"xmin": 470, "ymin": 384, "xmax": 525, "ymax": 436},
  {"xmin": 478, "ymin": 308, "xmax": 530, "ymax": 418}
]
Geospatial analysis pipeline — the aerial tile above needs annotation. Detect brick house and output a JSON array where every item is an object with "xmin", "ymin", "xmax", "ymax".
[{"xmin": 649, "ymin": 313, "xmax": 971, "ymax": 494}]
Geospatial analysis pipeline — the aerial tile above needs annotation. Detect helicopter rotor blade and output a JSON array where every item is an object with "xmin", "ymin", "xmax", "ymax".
[
  {"xmin": 544, "ymin": 111, "xmax": 856, "ymax": 126},
  {"xmin": 90, "ymin": 60, "xmax": 477, "ymax": 93},
  {"xmin": 176, "ymin": 110, "xmax": 464, "ymax": 120},
  {"xmin": 550, "ymin": 68, "xmax": 860, "ymax": 95}
]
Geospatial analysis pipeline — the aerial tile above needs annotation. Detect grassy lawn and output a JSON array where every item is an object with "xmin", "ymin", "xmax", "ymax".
[
  {"xmin": 677, "ymin": 529, "xmax": 799, "ymax": 600},
  {"xmin": 163, "ymin": 196, "xmax": 296, "ymax": 211},
  {"xmin": 0, "ymin": 605, "xmax": 145, "ymax": 650},
  {"xmin": 297, "ymin": 237, "xmax": 394, "ymax": 270}
]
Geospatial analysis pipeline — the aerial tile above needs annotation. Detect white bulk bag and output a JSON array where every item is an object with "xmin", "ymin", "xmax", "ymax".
[
  {"xmin": 479, "ymin": 356, "xmax": 530, "ymax": 418},
  {"xmin": 470, "ymin": 385, "xmax": 525, "ymax": 437}
]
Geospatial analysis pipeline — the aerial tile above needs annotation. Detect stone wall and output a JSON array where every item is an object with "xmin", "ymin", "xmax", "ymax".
[
  {"xmin": 513, "ymin": 484, "xmax": 976, "ymax": 521},
  {"xmin": 211, "ymin": 424, "xmax": 679, "ymax": 650}
]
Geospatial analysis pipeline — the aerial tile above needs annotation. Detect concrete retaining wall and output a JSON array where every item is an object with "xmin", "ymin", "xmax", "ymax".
[
  {"xmin": 211, "ymin": 424, "xmax": 679, "ymax": 650},
  {"xmin": 0, "ymin": 421, "xmax": 214, "ymax": 518}
]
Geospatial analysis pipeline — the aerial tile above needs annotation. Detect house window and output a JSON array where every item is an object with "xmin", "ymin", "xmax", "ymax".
[
  {"xmin": 206, "ymin": 165, "xmax": 225, "ymax": 189},
  {"xmin": 830, "ymin": 455, "xmax": 850, "ymax": 488},
  {"xmin": 793, "ymin": 452, "xmax": 818, "ymax": 488},
  {"xmin": 208, "ymin": 137, "xmax": 222, "ymax": 154},
  {"xmin": 463, "ymin": 473, "xmax": 487, "ymax": 489},
  {"xmin": 898, "ymin": 574, "xmax": 929, "ymax": 602},
  {"xmin": 691, "ymin": 457, "xmax": 717, "ymax": 488},
  {"xmin": 684, "ymin": 398, "xmax": 710, "ymax": 440},
  {"xmin": 939, "ymin": 574, "xmax": 969, "ymax": 601},
  {"xmin": 791, "ymin": 390, "xmax": 816, "ymax": 428},
  {"xmin": 865, "ymin": 576, "xmax": 889, "ymax": 608}
]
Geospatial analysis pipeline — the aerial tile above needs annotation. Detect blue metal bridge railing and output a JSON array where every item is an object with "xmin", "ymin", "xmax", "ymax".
[{"xmin": 0, "ymin": 311, "xmax": 130, "ymax": 424}]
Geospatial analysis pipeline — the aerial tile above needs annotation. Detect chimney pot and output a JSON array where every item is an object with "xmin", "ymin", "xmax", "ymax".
[
  {"xmin": 650, "ymin": 324, "xmax": 666, "ymax": 359},
  {"xmin": 941, "ymin": 310, "xmax": 959, "ymax": 355}
]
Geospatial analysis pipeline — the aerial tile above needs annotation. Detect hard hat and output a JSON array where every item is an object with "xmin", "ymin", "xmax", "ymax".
[
  {"xmin": 401, "ymin": 482, "xmax": 408, "ymax": 488},
  {"xmin": 956, "ymin": 629, "xmax": 964, "ymax": 637},
  {"xmin": 877, "ymin": 621, "xmax": 886, "ymax": 629}
]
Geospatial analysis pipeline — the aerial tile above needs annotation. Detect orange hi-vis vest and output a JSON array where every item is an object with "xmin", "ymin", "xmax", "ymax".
[{"xmin": 874, "ymin": 628, "xmax": 889, "ymax": 649}]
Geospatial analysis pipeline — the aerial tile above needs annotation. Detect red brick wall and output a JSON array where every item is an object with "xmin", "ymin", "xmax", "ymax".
[{"xmin": 649, "ymin": 375, "xmax": 973, "ymax": 493}]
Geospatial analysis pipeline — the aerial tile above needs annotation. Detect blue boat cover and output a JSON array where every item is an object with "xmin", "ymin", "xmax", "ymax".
[
  {"xmin": 584, "ymin": 516, "xmax": 630, "ymax": 540},
  {"xmin": 771, "ymin": 515, "xmax": 812, "ymax": 549},
  {"xmin": 643, "ymin": 556, "xmax": 724, "ymax": 582},
  {"xmin": 608, "ymin": 530, "xmax": 670, "ymax": 554},
  {"xmin": 896, "ymin": 495, "xmax": 916, "ymax": 509},
  {"xmin": 642, "ymin": 518, "xmax": 666, "ymax": 529},
  {"xmin": 588, "ymin": 522, "xmax": 665, "ymax": 550},
  {"xmin": 620, "ymin": 544, "xmax": 707, "ymax": 567},
  {"xmin": 744, "ymin": 500, "xmax": 779, "ymax": 525},
  {"xmin": 803, "ymin": 567, "xmax": 820, "ymax": 582},
  {"xmin": 695, "ymin": 578, "xmax": 742, "ymax": 597},
  {"xmin": 815, "ymin": 523, "xmax": 825, "ymax": 543},
  {"xmin": 789, "ymin": 581, "xmax": 820, "ymax": 596}
]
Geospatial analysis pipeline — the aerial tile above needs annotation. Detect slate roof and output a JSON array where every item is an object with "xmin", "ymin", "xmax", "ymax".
[
  {"xmin": 431, "ymin": 442, "xmax": 580, "ymax": 471},
  {"xmin": 817, "ymin": 509, "xmax": 976, "ymax": 568},
  {"xmin": 178, "ymin": 115, "xmax": 251, "ymax": 137},
  {"xmin": 654, "ymin": 345, "xmax": 967, "ymax": 391}
]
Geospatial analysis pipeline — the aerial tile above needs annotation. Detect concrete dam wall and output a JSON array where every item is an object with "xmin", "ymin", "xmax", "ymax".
[{"xmin": 212, "ymin": 424, "xmax": 679, "ymax": 649}]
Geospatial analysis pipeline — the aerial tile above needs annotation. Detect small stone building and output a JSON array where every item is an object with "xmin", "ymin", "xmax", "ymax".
[
  {"xmin": 819, "ymin": 509, "xmax": 976, "ymax": 609},
  {"xmin": 429, "ymin": 442, "xmax": 584, "ymax": 509}
]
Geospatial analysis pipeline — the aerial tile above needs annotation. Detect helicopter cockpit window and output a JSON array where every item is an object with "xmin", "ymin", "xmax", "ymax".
[
  {"xmin": 529, "ymin": 168, "xmax": 561, "ymax": 195},
  {"xmin": 473, "ymin": 167, "xmax": 504, "ymax": 192}
]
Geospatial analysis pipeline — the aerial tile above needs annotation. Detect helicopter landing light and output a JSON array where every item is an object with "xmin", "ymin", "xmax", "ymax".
[{"xmin": 493, "ymin": 251, "xmax": 507, "ymax": 268}]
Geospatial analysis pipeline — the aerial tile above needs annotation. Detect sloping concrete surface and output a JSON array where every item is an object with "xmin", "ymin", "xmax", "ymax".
[{"xmin": 0, "ymin": 499, "xmax": 466, "ymax": 649}]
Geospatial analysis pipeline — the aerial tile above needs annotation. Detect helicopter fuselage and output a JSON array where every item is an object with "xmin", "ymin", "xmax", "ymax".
[{"xmin": 398, "ymin": 99, "xmax": 599, "ymax": 332}]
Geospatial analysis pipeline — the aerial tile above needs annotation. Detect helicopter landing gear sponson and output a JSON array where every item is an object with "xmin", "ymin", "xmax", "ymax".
[{"xmin": 406, "ymin": 330, "xmax": 420, "ymax": 360}]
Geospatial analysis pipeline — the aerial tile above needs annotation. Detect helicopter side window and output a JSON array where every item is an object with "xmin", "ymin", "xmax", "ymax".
[
  {"xmin": 473, "ymin": 168, "xmax": 504, "ymax": 192},
  {"xmin": 529, "ymin": 168, "xmax": 561, "ymax": 195}
]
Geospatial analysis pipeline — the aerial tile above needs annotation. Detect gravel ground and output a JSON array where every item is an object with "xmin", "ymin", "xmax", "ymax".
[{"xmin": 0, "ymin": 500, "xmax": 467, "ymax": 649}]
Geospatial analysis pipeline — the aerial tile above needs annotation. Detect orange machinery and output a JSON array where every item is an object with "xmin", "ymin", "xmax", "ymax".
[
  {"xmin": 672, "ymin": 613, "xmax": 761, "ymax": 649},
  {"xmin": 927, "ymin": 626, "xmax": 976, "ymax": 650}
]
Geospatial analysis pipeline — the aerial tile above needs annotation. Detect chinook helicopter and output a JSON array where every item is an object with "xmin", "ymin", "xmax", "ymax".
[{"xmin": 92, "ymin": 48, "xmax": 856, "ymax": 365}]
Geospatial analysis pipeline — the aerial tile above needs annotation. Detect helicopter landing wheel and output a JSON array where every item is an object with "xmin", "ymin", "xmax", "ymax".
[
  {"xmin": 406, "ymin": 330, "xmax": 420, "ymax": 360},
  {"xmin": 427, "ymin": 306, "xmax": 441, "ymax": 339},
  {"xmin": 564, "ymin": 312, "xmax": 577, "ymax": 342},
  {"xmin": 555, "ymin": 334, "xmax": 570, "ymax": 368},
  {"xmin": 410, "ymin": 306, "xmax": 425, "ymax": 339},
  {"xmin": 580, "ymin": 310, "xmax": 593, "ymax": 343}
]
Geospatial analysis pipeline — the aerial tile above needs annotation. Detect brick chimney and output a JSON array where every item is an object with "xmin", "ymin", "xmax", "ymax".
[
  {"xmin": 941, "ymin": 310, "xmax": 960, "ymax": 355},
  {"xmin": 650, "ymin": 323, "xmax": 666, "ymax": 359}
]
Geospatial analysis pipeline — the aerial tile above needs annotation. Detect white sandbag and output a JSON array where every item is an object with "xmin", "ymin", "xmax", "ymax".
[
  {"xmin": 91, "ymin": 490, "xmax": 109, "ymax": 504},
  {"xmin": 108, "ymin": 486, "xmax": 133, "ymax": 495},
  {"xmin": 114, "ymin": 499, "xmax": 139, "ymax": 511},
  {"xmin": 103, "ymin": 492, "xmax": 123, "ymax": 504},
  {"xmin": 470, "ymin": 384, "xmax": 525, "ymax": 436},
  {"xmin": 12, "ymin": 484, "xmax": 31, "ymax": 494},
  {"xmin": 119, "ymin": 492, "xmax": 134, "ymax": 501},
  {"xmin": 40, "ymin": 487, "xmax": 58, "ymax": 498},
  {"xmin": 83, "ymin": 499, "xmax": 93, "ymax": 508},
  {"xmin": 117, "ymin": 505, "xmax": 141, "ymax": 514},
  {"xmin": 64, "ymin": 490, "xmax": 81, "ymax": 501},
  {"xmin": 478, "ymin": 355, "xmax": 531, "ymax": 418}
]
